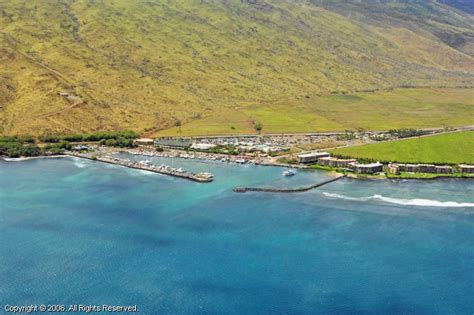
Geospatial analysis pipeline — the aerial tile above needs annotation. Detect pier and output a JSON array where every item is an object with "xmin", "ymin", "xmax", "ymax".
[
  {"xmin": 233, "ymin": 175, "xmax": 346, "ymax": 193},
  {"xmin": 69, "ymin": 154, "xmax": 213, "ymax": 182}
]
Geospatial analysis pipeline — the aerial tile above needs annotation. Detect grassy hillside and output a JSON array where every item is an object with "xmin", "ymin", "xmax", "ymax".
[
  {"xmin": 157, "ymin": 88, "xmax": 474, "ymax": 136},
  {"xmin": 330, "ymin": 131, "xmax": 474, "ymax": 164},
  {"xmin": 0, "ymin": 0, "xmax": 473, "ymax": 136},
  {"xmin": 313, "ymin": 0, "xmax": 474, "ymax": 57}
]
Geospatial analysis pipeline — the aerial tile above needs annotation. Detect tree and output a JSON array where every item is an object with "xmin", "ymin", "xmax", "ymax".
[
  {"xmin": 175, "ymin": 119, "xmax": 182, "ymax": 132},
  {"xmin": 254, "ymin": 122, "xmax": 262, "ymax": 133}
]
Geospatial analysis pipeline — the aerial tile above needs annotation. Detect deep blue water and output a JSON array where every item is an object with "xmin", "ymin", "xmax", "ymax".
[{"xmin": 1, "ymin": 156, "xmax": 473, "ymax": 314}]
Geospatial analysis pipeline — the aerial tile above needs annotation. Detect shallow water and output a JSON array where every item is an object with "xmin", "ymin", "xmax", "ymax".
[{"xmin": 1, "ymin": 156, "xmax": 473, "ymax": 314}]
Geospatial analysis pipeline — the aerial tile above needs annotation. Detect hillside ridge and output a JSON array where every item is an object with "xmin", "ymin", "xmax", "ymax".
[{"xmin": 0, "ymin": 0, "xmax": 473, "ymax": 135}]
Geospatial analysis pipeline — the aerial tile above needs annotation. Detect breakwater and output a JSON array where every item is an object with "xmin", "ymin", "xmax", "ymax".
[
  {"xmin": 233, "ymin": 175, "xmax": 346, "ymax": 193},
  {"xmin": 68, "ymin": 154, "xmax": 213, "ymax": 182}
]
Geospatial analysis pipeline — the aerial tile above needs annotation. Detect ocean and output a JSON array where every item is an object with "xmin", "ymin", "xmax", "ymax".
[{"xmin": 1, "ymin": 155, "xmax": 473, "ymax": 314}]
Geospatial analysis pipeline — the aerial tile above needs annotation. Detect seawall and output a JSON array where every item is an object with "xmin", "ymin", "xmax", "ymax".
[
  {"xmin": 67, "ymin": 154, "xmax": 213, "ymax": 183},
  {"xmin": 233, "ymin": 175, "xmax": 346, "ymax": 193}
]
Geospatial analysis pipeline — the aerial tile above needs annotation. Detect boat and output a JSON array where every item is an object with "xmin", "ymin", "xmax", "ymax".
[
  {"xmin": 196, "ymin": 172, "xmax": 214, "ymax": 179},
  {"xmin": 139, "ymin": 159, "xmax": 152, "ymax": 165},
  {"xmin": 282, "ymin": 169, "xmax": 295, "ymax": 176},
  {"xmin": 195, "ymin": 172, "xmax": 214, "ymax": 181},
  {"xmin": 235, "ymin": 159, "xmax": 247, "ymax": 164}
]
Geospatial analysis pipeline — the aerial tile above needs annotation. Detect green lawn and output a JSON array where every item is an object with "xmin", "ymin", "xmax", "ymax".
[{"xmin": 330, "ymin": 131, "xmax": 474, "ymax": 164}]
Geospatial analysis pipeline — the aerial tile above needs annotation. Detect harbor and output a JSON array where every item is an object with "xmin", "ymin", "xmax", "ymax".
[{"xmin": 67, "ymin": 153, "xmax": 214, "ymax": 183}]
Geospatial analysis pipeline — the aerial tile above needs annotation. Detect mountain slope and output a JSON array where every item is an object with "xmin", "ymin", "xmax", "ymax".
[
  {"xmin": 438, "ymin": 0, "xmax": 474, "ymax": 14},
  {"xmin": 311, "ymin": 0, "xmax": 474, "ymax": 57},
  {"xmin": 0, "ymin": 0, "xmax": 473, "ymax": 135}
]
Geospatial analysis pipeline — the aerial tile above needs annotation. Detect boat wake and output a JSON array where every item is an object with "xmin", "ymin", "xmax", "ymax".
[{"xmin": 322, "ymin": 192, "xmax": 474, "ymax": 208}]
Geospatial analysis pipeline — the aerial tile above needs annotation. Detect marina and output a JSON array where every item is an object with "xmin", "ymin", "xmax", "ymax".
[{"xmin": 68, "ymin": 153, "xmax": 214, "ymax": 182}]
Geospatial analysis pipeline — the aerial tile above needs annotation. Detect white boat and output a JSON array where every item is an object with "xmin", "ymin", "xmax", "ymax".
[
  {"xmin": 139, "ymin": 159, "xmax": 152, "ymax": 165},
  {"xmin": 282, "ymin": 169, "xmax": 295, "ymax": 176},
  {"xmin": 176, "ymin": 167, "xmax": 184, "ymax": 173},
  {"xmin": 197, "ymin": 172, "xmax": 214, "ymax": 179},
  {"xmin": 235, "ymin": 159, "xmax": 247, "ymax": 164}
]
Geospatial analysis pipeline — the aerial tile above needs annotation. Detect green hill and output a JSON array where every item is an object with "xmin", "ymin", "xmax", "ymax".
[{"xmin": 0, "ymin": 0, "xmax": 473, "ymax": 136}]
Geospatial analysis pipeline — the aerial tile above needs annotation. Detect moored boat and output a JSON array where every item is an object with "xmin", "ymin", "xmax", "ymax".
[
  {"xmin": 282, "ymin": 169, "xmax": 295, "ymax": 176},
  {"xmin": 195, "ymin": 172, "xmax": 214, "ymax": 180}
]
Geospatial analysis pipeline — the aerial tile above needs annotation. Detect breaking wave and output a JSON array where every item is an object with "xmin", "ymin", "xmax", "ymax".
[
  {"xmin": 72, "ymin": 158, "xmax": 87, "ymax": 168},
  {"xmin": 322, "ymin": 192, "xmax": 474, "ymax": 208}
]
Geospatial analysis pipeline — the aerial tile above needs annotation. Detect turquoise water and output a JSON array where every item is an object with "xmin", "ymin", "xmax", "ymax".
[{"xmin": 1, "ymin": 156, "xmax": 473, "ymax": 314}]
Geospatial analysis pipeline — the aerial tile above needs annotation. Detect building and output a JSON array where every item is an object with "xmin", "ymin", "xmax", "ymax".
[
  {"xmin": 134, "ymin": 138, "xmax": 155, "ymax": 146},
  {"xmin": 393, "ymin": 163, "xmax": 453, "ymax": 174},
  {"xmin": 459, "ymin": 164, "xmax": 474, "ymax": 173},
  {"xmin": 435, "ymin": 166, "xmax": 453, "ymax": 174},
  {"xmin": 397, "ymin": 164, "xmax": 419, "ymax": 172},
  {"xmin": 349, "ymin": 162, "xmax": 383, "ymax": 174},
  {"xmin": 297, "ymin": 152, "xmax": 330, "ymax": 164},
  {"xmin": 191, "ymin": 143, "xmax": 217, "ymax": 150},
  {"xmin": 154, "ymin": 138, "xmax": 192, "ymax": 150},
  {"xmin": 418, "ymin": 164, "xmax": 437, "ymax": 173},
  {"xmin": 318, "ymin": 157, "xmax": 356, "ymax": 168},
  {"xmin": 72, "ymin": 145, "xmax": 89, "ymax": 151},
  {"xmin": 387, "ymin": 163, "xmax": 400, "ymax": 175}
]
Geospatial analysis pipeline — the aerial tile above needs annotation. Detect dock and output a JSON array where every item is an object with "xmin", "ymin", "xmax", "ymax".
[
  {"xmin": 69, "ymin": 154, "xmax": 213, "ymax": 182},
  {"xmin": 233, "ymin": 175, "xmax": 346, "ymax": 193}
]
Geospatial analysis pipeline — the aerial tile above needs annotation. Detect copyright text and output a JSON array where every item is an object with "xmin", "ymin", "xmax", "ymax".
[{"xmin": 4, "ymin": 304, "xmax": 138, "ymax": 313}]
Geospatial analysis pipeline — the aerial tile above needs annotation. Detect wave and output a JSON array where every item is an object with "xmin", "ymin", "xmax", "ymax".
[
  {"xmin": 322, "ymin": 192, "xmax": 474, "ymax": 208},
  {"xmin": 127, "ymin": 168, "xmax": 157, "ymax": 176},
  {"xmin": 2, "ymin": 155, "xmax": 66, "ymax": 162},
  {"xmin": 71, "ymin": 157, "xmax": 88, "ymax": 168}
]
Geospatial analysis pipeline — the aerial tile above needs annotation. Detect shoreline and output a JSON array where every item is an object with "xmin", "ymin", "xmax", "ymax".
[
  {"xmin": 2, "ymin": 150, "xmax": 473, "ymax": 181},
  {"xmin": 1, "ymin": 155, "xmax": 68, "ymax": 162}
]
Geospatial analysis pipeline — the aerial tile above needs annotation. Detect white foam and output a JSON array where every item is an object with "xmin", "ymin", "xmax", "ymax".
[
  {"xmin": 127, "ymin": 168, "xmax": 156, "ymax": 176},
  {"xmin": 2, "ymin": 155, "xmax": 66, "ymax": 162},
  {"xmin": 322, "ymin": 192, "xmax": 474, "ymax": 208},
  {"xmin": 71, "ymin": 158, "xmax": 87, "ymax": 168}
]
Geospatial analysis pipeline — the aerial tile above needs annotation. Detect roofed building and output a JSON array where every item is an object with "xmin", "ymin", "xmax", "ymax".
[
  {"xmin": 435, "ymin": 166, "xmax": 453, "ymax": 174},
  {"xmin": 297, "ymin": 152, "xmax": 330, "ymax": 164},
  {"xmin": 134, "ymin": 138, "xmax": 155, "ymax": 145},
  {"xmin": 459, "ymin": 164, "xmax": 474, "ymax": 173},
  {"xmin": 154, "ymin": 138, "xmax": 192, "ymax": 150},
  {"xmin": 318, "ymin": 157, "xmax": 356, "ymax": 168},
  {"xmin": 392, "ymin": 163, "xmax": 453, "ymax": 174},
  {"xmin": 349, "ymin": 162, "xmax": 383, "ymax": 174},
  {"xmin": 418, "ymin": 164, "xmax": 437, "ymax": 173},
  {"xmin": 387, "ymin": 163, "xmax": 400, "ymax": 175}
]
